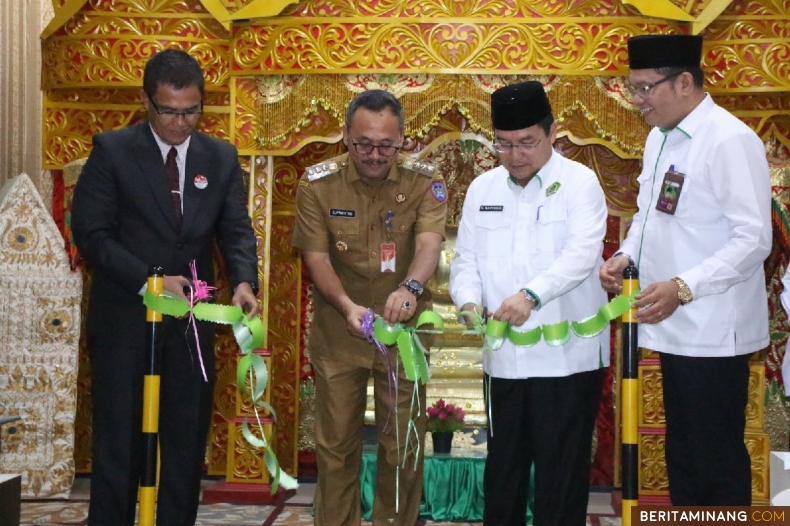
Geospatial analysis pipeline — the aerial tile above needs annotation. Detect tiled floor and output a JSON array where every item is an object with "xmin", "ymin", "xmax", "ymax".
[{"xmin": 19, "ymin": 477, "xmax": 621, "ymax": 525}]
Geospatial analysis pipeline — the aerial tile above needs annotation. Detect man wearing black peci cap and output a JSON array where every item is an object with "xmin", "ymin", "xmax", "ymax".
[
  {"xmin": 600, "ymin": 34, "xmax": 772, "ymax": 505},
  {"xmin": 450, "ymin": 81, "xmax": 609, "ymax": 525}
]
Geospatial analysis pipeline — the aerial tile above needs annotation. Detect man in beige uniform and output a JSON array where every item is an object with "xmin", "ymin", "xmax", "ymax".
[{"xmin": 292, "ymin": 89, "xmax": 447, "ymax": 525}]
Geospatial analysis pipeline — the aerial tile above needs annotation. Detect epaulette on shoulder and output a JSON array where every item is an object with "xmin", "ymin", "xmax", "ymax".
[
  {"xmin": 399, "ymin": 157, "xmax": 437, "ymax": 177},
  {"xmin": 306, "ymin": 159, "xmax": 349, "ymax": 182}
]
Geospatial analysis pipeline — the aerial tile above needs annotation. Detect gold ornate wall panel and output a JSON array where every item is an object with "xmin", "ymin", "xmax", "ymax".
[
  {"xmin": 41, "ymin": 0, "xmax": 233, "ymax": 170},
  {"xmin": 251, "ymin": 74, "xmax": 654, "ymax": 156},
  {"xmin": 42, "ymin": 0, "xmax": 790, "ymax": 490},
  {"xmin": 231, "ymin": 20, "xmax": 672, "ymax": 75},
  {"xmin": 43, "ymin": 91, "xmax": 232, "ymax": 171},
  {"xmin": 638, "ymin": 432, "xmax": 771, "ymax": 505},
  {"xmin": 635, "ymin": 356, "xmax": 771, "ymax": 504},
  {"xmin": 231, "ymin": 0, "xmax": 678, "ymax": 76},
  {"xmin": 553, "ymin": 138, "xmax": 642, "ymax": 216},
  {"xmin": 233, "ymin": 78, "xmax": 262, "ymax": 153},
  {"xmin": 43, "ymin": 105, "xmax": 142, "ymax": 170},
  {"xmin": 251, "ymin": 74, "xmax": 790, "ymax": 161},
  {"xmin": 42, "ymin": 0, "xmax": 230, "ymax": 90},
  {"xmin": 263, "ymin": 214, "xmax": 300, "ymax": 475},
  {"xmin": 212, "ymin": 0, "xmax": 258, "ymax": 12},
  {"xmin": 206, "ymin": 324, "xmax": 248, "ymax": 475},
  {"xmin": 277, "ymin": 0, "xmax": 639, "ymax": 17},
  {"xmin": 230, "ymin": 0, "xmax": 790, "ymax": 94},
  {"xmin": 243, "ymin": 154, "xmax": 302, "ymax": 476},
  {"xmin": 226, "ymin": 420, "xmax": 273, "ymax": 482}
]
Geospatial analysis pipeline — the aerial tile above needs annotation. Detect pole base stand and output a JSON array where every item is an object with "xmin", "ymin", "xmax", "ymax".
[{"xmin": 201, "ymin": 481, "xmax": 296, "ymax": 505}]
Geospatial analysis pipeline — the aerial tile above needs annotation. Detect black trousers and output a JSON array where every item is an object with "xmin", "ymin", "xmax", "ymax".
[
  {"xmin": 659, "ymin": 352, "xmax": 752, "ymax": 506},
  {"xmin": 88, "ymin": 318, "xmax": 216, "ymax": 526},
  {"xmin": 483, "ymin": 368, "xmax": 604, "ymax": 526}
]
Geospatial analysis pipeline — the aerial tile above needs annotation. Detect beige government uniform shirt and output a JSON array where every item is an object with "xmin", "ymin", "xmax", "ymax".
[{"xmin": 292, "ymin": 153, "xmax": 447, "ymax": 368}]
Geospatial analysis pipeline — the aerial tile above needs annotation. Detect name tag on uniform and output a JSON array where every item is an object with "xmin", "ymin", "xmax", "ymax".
[
  {"xmin": 480, "ymin": 205, "xmax": 504, "ymax": 212},
  {"xmin": 381, "ymin": 242, "xmax": 396, "ymax": 272},
  {"xmin": 656, "ymin": 169, "xmax": 685, "ymax": 215},
  {"xmin": 330, "ymin": 209, "xmax": 356, "ymax": 218}
]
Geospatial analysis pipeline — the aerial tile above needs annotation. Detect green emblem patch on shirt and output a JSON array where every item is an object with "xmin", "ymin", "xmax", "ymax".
[{"xmin": 546, "ymin": 182, "xmax": 561, "ymax": 196}]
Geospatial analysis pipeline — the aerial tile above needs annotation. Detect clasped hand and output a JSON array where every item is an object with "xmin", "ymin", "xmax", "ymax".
[
  {"xmin": 344, "ymin": 289, "xmax": 417, "ymax": 339},
  {"xmin": 599, "ymin": 255, "xmax": 680, "ymax": 324}
]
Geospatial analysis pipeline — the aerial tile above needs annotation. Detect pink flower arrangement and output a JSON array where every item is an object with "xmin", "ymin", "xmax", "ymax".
[{"xmin": 426, "ymin": 398, "xmax": 466, "ymax": 433}]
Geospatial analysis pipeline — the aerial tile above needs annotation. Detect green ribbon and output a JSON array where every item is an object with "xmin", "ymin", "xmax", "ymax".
[
  {"xmin": 369, "ymin": 293, "xmax": 637, "ymax": 367},
  {"xmin": 373, "ymin": 310, "xmax": 444, "ymax": 384},
  {"xmin": 460, "ymin": 293, "xmax": 637, "ymax": 351},
  {"xmin": 142, "ymin": 291, "xmax": 297, "ymax": 492}
]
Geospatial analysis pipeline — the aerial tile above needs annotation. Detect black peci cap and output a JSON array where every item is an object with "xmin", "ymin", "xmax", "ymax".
[
  {"xmin": 491, "ymin": 81, "xmax": 552, "ymax": 131},
  {"xmin": 627, "ymin": 34, "xmax": 703, "ymax": 70}
]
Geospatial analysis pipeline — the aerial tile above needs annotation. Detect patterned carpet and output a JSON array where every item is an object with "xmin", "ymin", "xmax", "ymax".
[
  {"xmin": 18, "ymin": 478, "xmax": 622, "ymax": 525},
  {"xmin": 19, "ymin": 504, "xmax": 622, "ymax": 526}
]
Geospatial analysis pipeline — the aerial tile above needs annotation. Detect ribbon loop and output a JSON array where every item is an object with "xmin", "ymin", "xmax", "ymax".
[{"xmin": 142, "ymin": 287, "xmax": 294, "ymax": 493}]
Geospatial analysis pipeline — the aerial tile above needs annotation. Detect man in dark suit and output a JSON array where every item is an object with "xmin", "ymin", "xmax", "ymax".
[{"xmin": 71, "ymin": 49, "xmax": 260, "ymax": 526}]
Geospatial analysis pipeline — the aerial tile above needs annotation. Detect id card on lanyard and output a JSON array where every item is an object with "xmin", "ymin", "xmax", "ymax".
[
  {"xmin": 656, "ymin": 165, "xmax": 685, "ymax": 215},
  {"xmin": 382, "ymin": 210, "xmax": 396, "ymax": 272}
]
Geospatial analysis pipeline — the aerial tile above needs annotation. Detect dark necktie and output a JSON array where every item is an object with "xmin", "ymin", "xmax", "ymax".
[{"xmin": 164, "ymin": 147, "xmax": 182, "ymax": 225}]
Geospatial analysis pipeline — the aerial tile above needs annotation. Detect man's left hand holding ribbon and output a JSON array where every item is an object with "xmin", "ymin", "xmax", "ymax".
[{"xmin": 232, "ymin": 282, "xmax": 260, "ymax": 318}]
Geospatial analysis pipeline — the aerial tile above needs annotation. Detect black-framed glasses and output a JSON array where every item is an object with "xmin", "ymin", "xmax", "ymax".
[
  {"xmin": 352, "ymin": 142, "xmax": 402, "ymax": 157},
  {"xmin": 492, "ymin": 138, "xmax": 541, "ymax": 153},
  {"xmin": 147, "ymin": 95, "xmax": 203, "ymax": 120},
  {"xmin": 627, "ymin": 71, "xmax": 683, "ymax": 98}
]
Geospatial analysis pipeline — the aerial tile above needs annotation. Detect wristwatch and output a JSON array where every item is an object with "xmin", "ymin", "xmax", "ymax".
[
  {"xmin": 613, "ymin": 251, "xmax": 635, "ymax": 267},
  {"xmin": 670, "ymin": 277, "xmax": 693, "ymax": 305},
  {"xmin": 520, "ymin": 288, "xmax": 541, "ymax": 310},
  {"xmin": 236, "ymin": 281, "xmax": 259, "ymax": 296},
  {"xmin": 399, "ymin": 278, "xmax": 424, "ymax": 298}
]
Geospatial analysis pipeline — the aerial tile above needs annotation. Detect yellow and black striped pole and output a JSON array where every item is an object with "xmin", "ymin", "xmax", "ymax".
[
  {"xmin": 621, "ymin": 264, "xmax": 639, "ymax": 526},
  {"xmin": 139, "ymin": 266, "xmax": 164, "ymax": 526}
]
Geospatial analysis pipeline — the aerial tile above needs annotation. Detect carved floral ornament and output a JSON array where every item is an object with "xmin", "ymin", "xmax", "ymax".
[
  {"xmin": 42, "ymin": 0, "xmax": 737, "ymax": 39},
  {"xmin": 41, "ymin": 1, "xmax": 789, "ymax": 94},
  {"xmin": 255, "ymin": 73, "xmax": 649, "ymax": 156}
]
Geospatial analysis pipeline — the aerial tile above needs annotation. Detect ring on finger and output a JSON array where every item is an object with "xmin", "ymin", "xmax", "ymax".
[{"xmin": 402, "ymin": 300, "xmax": 411, "ymax": 309}]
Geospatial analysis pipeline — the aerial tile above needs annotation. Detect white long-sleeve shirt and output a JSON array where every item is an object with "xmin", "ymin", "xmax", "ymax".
[
  {"xmin": 450, "ymin": 150, "xmax": 609, "ymax": 378},
  {"xmin": 618, "ymin": 94, "xmax": 771, "ymax": 357}
]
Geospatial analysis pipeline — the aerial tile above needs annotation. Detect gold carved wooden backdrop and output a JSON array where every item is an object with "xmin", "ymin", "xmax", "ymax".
[{"xmin": 41, "ymin": 0, "xmax": 790, "ymax": 490}]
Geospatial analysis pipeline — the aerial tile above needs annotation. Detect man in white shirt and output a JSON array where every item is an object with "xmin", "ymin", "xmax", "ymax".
[
  {"xmin": 599, "ymin": 34, "xmax": 772, "ymax": 505},
  {"xmin": 450, "ymin": 81, "xmax": 609, "ymax": 525}
]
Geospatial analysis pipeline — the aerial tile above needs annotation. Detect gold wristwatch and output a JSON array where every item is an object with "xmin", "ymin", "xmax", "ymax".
[{"xmin": 671, "ymin": 277, "xmax": 693, "ymax": 305}]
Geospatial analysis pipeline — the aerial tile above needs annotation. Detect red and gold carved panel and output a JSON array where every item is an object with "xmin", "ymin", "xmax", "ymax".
[
  {"xmin": 226, "ymin": 419, "xmax": 273, "ymax": 483},
  {"xmin": 43, "ymin": 3, "xmax": 230, "ymax": 90},
  {"xmin": 748, "ymin": 432, "xmax": 771, "ymax": 505},
  {"xmin": 264, "ymin": 215, "xmax": 300, "ymax": 475},
  {"xmin": 639, "ymin": 430, "xmax": 771, "ymax": 504},
  {"xmin": 639, "ymin": 433, "xmax": 669, "ymax": 496},
  {"xmin": 250, "ymin": 74, "xmax": 653, "ymax": 156},
  {"xmin": 639, "ymin": 365, "xmax": 665, "ymax": 428},
  {"xmin": 279, "ymin": 0, "xmax": 638, "ymax": 18}
]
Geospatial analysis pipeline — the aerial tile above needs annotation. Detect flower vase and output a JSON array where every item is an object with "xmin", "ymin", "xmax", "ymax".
[{"xmin": 431, "ymin": 431, "xmax": 453, "ymax": 454}]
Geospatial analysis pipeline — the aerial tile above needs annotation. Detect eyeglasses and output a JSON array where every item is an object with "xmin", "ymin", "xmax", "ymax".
[
  {"xmin": 492, "ymin": 139, "xmax": 541, "ymax": 153},
  {"xmin": 627, "ymin": 71, "xmax": 683, "ymax": 98},
  {"xmin": 147, "ymin": 96, "xmax": 203, "ymax": 121},
  {"xmin": 352, "ymin": 142, "xmax": 402, "ymax": 157}
]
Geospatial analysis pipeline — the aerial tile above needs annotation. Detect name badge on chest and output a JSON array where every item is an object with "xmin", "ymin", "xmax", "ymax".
[{"xmin": 656, "ymin": 166, "xmax": 685, "ymax": 215}]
